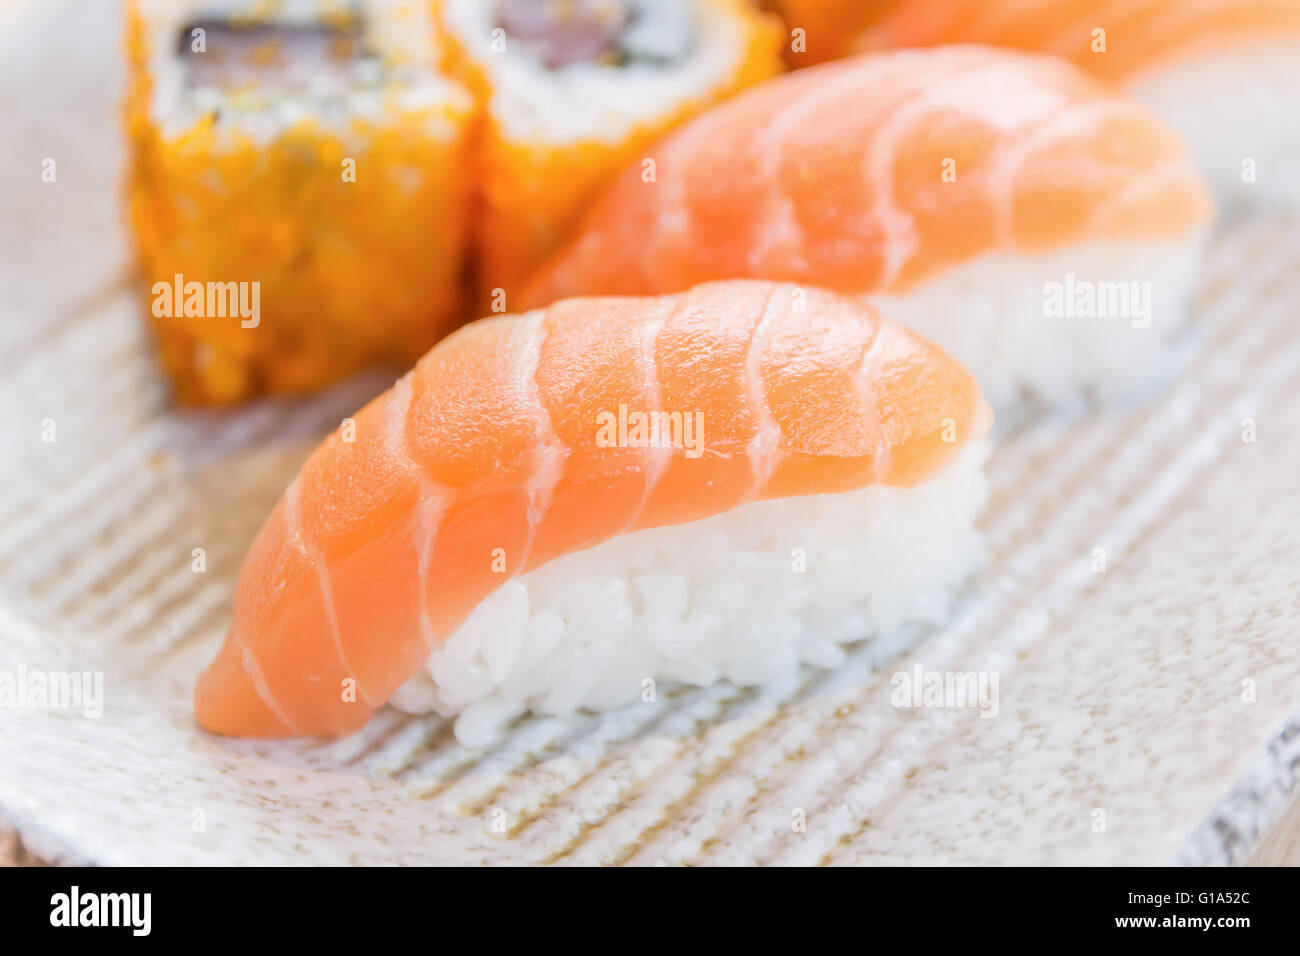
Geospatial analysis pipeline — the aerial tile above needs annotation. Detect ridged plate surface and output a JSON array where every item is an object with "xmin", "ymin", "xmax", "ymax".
[{"xmin": 1, "ymin": 0, "xmax": 1297, "ymax": 865}]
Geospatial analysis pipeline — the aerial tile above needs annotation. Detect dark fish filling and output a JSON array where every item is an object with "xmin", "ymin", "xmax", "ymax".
[
  {"xmin": 495, "ymin": 0, "xmax": 694, "ymax": 69},
  {"xmin": 177, "ymin": 18, "xmax": 370, "ymax": 94}
]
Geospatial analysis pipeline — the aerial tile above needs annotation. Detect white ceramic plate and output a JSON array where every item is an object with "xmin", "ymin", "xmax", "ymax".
[{"xmin": 2, "ymin": 0, "xmax": 1298, "ymax": 865}]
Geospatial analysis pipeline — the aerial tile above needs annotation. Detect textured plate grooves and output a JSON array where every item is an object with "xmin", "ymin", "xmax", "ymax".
[
  {"xmin": 442, "ymin": 683, "xmax": 756, "ymax": 824},
  {"xmin": 0, "ymin": 359, "xmax": 324, "ymax": 571},
  {"xmin": 806, "ymin": 383, "xmax": 1296, "ymax": 866},
  {"xmin": 511, "ymin": 686, "xmax": 777, "ymax": 858},
  {"xmin": 31, "ymin": 500, "xmax": 193, "ymax": 613},
  {"xmin": 1, "ymin": 16, "xmax": 1299, "ymax": 865},
  {"xmin": 36, "ymin": 440, "xmax": 285, "ymax": 623},
  {"xmin": 0, "ymin": 300, "xmax": 128, "ymax": 374},
  {"xmin": 529, "ymin": 630, "xmax": 929, "ymax": 865},
  {"xmin": 73, "ymin": 544, "xmax": 216, "ymax": 632},
  {"xmin": 0, "ymin": 424, "xmax": 189, "ymax": 568},
  {"xmin": 4, "ymin": 386, "xmax": 361, "ymax": 602},
  {"xmin": 0, "ymin": 272, "xmax": 133, "ymax": 376}
]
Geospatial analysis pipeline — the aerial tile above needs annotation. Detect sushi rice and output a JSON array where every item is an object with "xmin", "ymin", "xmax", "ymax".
[
  {"xmin": 1127, "ymin": 41, "xmax": 1300, "ymax": 207},
  {"xmin": 392, "ymin": 440, "xmax": 990, "ymax": 747},
  {"xmin": 865, "ymin": 236, "xmax": 1210, "ymax": 409}
]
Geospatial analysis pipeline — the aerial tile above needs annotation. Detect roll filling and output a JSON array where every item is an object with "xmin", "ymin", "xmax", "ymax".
[
  {"xmin": 177, "ymin": 18, "xmax": 367, "ymax": 96},
  {"xmin": 494, "ymin": 0, "xmax": 694, "ymax": 68},
  {"xmin": 126, "ymin": 0, "xmax": 474, "ymax": 403}
]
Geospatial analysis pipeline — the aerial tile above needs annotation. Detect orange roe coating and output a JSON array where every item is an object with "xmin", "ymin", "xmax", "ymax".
[
  {"xmin": 435, "ymin": 0, "xmax": 785, "ymax": 312},
  {"xmin": 125, "ymin": 2, "xmax": 474, "ymax": 404}
]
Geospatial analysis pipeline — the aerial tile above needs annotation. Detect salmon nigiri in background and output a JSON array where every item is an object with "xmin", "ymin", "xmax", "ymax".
[
  {"xmin": 521, "ymin": 46, "xmax": 1214, "ymax": 409},
  {"xmin": 195, "ymin": 281, "xmax": 991, "ymax": 746},
  {"xmin": 782, "ymin": 0, "xmax": 1300, "ymax": 204}
]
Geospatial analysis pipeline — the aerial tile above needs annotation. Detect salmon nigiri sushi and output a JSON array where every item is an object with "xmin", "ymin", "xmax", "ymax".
[
  {"xmin": 195, "ymin": 280, "xmax": 991, "ymax": 746},
  {"xmin": 520, "ymin": 46, "xmax": 1215, "ymax": 409},
  {"xmin": 860, "ymin": 0, "xmax": 1300, "ymax": 205}
]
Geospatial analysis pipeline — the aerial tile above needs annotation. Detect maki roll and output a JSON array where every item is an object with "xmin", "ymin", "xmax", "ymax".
[
  {"xmin": 435, "ymin": 0, "xmax": 783, "ymax": 309},
  {"xmin": 125, "ymin": 0, "xmax": 475, "ymax": 403}
]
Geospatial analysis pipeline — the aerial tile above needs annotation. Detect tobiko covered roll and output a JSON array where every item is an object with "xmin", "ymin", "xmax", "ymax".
[
  {"xmin": 435, "ymin": 0, "xmax": 783, "ymax": 309},
  {"xmin": 125, "ymin": 0, "xmax": 474, "ymax": 403}
]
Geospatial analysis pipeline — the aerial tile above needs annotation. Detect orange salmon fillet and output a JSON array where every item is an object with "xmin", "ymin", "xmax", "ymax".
[
  {"xmin": 519, "ymin": 45, "xmax": 1213, "ymax": 308},
  {"xmin": 195, "ymin": 280, "xmax": 987, "ymax": 738}
]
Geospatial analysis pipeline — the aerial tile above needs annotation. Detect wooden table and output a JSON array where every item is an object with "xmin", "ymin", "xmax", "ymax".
[{"xmin": 1, "ymin": 826, "xmax": 48, "ymax": 866}]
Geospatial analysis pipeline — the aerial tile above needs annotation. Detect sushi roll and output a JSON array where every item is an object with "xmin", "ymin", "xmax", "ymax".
[
  {"xmin": 520, "ymin": 46, "xmax": 1216, "ymax": 410},
  {"xmin": 858, "ymin": 0, "xmax": 1300, "ymax": 205},
  {"xmin": 194, "ymin": 280, "xmax": 991, "ymax": 746},
  {"xmin": 434, "ymin": 0, "xmax": 783, "ymax": 309},
  {"xmin": 125, "ymin": 0, "xmax": 475, "ymax": 404}
]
